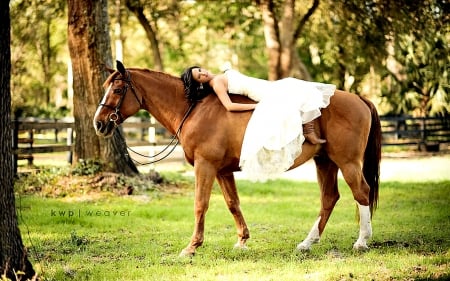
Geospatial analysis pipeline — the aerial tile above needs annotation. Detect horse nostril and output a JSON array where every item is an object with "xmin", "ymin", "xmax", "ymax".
[{"xmin": 96, "ymin": 121, "xmax": 103, "ymax": 131}]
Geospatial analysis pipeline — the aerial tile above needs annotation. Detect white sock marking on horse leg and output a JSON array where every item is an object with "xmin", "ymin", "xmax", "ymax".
[
  {"xmin": 297, "ymin": 216, "xmax": 321, "ymax": 251},
  {"xmin": 353, "ymin": 203, "xmax": 372, "ymax": 250},
  {"xmin": 233, "ymin": 240, "xmax": 249, "ymax": 250}
]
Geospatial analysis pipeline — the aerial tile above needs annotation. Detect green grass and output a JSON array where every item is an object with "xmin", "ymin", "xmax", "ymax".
[{"xmin": 16, "ymin": 176, "xmax": 450, "ymax": 281}]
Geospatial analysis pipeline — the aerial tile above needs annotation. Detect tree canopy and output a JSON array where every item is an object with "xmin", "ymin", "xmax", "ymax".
[{"xmin": 10, "ymin": 0, "xmax": 449, "ymax": 117}]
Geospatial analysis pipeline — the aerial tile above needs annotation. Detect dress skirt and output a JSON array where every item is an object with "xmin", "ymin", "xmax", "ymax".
[{"xmin": 238, "ymin": 78, "xmax": 335, "ymax": 182}]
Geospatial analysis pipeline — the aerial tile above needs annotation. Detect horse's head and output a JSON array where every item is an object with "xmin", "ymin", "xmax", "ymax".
[{"xmin": 93, "ymin": 61, "xmax": 142, "ymax": 138}]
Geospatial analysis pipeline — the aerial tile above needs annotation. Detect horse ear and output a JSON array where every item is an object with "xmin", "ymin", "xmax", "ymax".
[{"xmin": 116, "ymin": 60, "xmax": 126, "ymax": 75}]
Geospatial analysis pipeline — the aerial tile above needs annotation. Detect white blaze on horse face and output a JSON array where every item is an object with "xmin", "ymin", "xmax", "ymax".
[
  {"xmin": 297, "ymin": 216, "xmax": 321, "ymax": 251},
  {"xmin": 353, "ymin": 203, "xmax": 372, "ymax": 250},
  {"xmin": 93, "ymin": 83, "xmax": 112, "ymax": 128}
]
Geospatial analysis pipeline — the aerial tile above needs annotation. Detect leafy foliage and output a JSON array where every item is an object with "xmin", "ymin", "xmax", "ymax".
[
  {"xmin": 10, "ymin": 0, "xmax": 67, "ymax": 117},
  {"xmin": 10, "ymin": 0, "xmax": 449, "ymax": 117},
  {"xmin": 71, "ymin": 159, "xmax": 104, "ymax": 176},
  {"xmin": 300, "ymin": 0, "xmax": 449, "ymax": 117}
]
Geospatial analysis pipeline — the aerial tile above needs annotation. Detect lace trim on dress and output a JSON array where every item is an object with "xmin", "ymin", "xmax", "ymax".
[{"xmin": 239, "ymin": 133, "xmax": 305, "ymax": 182}]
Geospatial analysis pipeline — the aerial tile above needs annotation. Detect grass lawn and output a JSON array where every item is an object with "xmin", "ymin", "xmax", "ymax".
[{"xmin": 16, "ymin": 173, "xmax": 450, "ymax": 281}]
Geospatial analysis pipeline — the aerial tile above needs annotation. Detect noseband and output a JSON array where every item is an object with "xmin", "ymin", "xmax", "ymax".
[{"xmin": 99, "ymin": 70, "xmax": 142, "ymax": 127}]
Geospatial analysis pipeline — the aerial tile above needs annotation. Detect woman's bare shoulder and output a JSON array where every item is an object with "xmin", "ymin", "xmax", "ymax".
[{"xmin": 211, "ymin": 73, "xmax": 228, "ymax": 88}]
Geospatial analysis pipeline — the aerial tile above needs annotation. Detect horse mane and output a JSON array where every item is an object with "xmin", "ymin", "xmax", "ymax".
[
  {"xmin": 127, "ymin": 68, "xmax": 197, "ymax": 104},
  {"xmin": 103, "ymin": 68, "xmax": 185, "ymax": 96},
  {"xmin": 128, "ymin": 68, "xmax": 181, "ymax": 83},
  {"xmin": 104, "ymin": 67, "xmax": 214, "ymax": 107}
]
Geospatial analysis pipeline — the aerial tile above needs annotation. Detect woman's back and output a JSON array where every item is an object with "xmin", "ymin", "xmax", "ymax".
[{"xmin": 225, "ymin": 69, "xmax": 272, "ymax": 101}]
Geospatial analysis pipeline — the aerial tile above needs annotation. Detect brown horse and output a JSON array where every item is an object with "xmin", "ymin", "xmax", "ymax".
[{"xmin": 93, "ymin": 61, "xmax": 381, "ymax": 257}]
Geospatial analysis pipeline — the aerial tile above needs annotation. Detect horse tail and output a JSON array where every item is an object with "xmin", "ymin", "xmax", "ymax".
[{"xmin": 360, "ymin": 96, "xmax": 382, "ymax": 216}]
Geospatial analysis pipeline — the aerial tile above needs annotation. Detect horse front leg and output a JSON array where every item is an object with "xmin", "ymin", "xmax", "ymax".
[
  {"xmin": 180, "ymin": 160, "xmax": 216, "ymax": 257},
  {"xmin": 298, "ymin": 156, "xmax": 340, "ymax": 251},
  {"xmin": 216, "ymin": 172, "xmax": 250, "ymax": 250}
]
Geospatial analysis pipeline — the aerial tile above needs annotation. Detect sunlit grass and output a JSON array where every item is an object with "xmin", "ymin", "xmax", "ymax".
[{"xmin": 16, "ymin": 175, "xmax": 450, "ymax": 280}]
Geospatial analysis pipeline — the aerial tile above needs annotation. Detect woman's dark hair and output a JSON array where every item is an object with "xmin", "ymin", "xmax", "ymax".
[{"xmin": 180, "ymin": 66, "xmax": 212, "ymax": 105}]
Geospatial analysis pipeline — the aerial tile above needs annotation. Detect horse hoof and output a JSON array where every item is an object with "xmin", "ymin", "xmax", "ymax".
[
  {"xmin": 296, "ymin": 243, "xmax": 312, "ymax": 252},
  {"xmin": 179, "ymin": 249, "xmax": 195, "ymax": 258},
  {"xmin": 352, "ymin": 242, "xmax": 369, "ymax": 251},
  {"xmin": 233, "ymin": 243, "xmax": 249, "ymax": 251}
]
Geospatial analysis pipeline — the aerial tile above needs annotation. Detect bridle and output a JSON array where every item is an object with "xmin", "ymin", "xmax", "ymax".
[
  {"xmin": 99, "ymin": 70, "xmax": 142, "ymax": 127},
  {"xmin": 97, "ymin": 69, "xmax": 196, "ymax": 165}
]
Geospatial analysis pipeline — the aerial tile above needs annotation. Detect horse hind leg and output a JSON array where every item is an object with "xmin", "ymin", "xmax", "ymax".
[
  {"xmin": 298, "ymin": 155, "xmax": 340, "ymax": 251},
  {"xmin": 353, "ymin": 202, "xmax": 372, "ymax": 250},
  {"xmin": 216, "ymin": 172, "xmax": 250, "ymax": 250},
  {"xmin": 340, "ymin": 162, "xmax": 372, "ymax": 251}
]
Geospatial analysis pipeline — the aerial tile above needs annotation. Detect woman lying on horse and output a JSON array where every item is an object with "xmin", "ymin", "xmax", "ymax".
[{"xmin": 181, "ymin": 65, "xmax": 335, "ymax": 181}]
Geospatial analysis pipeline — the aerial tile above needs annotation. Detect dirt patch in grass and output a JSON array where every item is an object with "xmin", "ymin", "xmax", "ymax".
[{"xmin": 15, "ymin": 169, "xmax": 191, "ymax": 199}]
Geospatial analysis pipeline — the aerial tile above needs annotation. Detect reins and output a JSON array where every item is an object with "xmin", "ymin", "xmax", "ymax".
[{"xmin": 121, "ymin": 102, "xmax": 196, "ymax": 166}]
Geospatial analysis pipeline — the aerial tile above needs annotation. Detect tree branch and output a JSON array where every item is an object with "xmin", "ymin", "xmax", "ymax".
[{"xmin": 293, "ymin": 0, "xmax": 320, "ymax": 40}]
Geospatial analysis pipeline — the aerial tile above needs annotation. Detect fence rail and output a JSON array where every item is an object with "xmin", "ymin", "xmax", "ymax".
[
  {"xmin": 11, "ymin": 116, "xmax": 450, "ymax": 171},
  {"xmin": 380, "ymin": 116, "xmax": 450, "ymax": 150},
  {"xmin": 10, "ymin": 117, "xmax": 170, "ymax": 173}
]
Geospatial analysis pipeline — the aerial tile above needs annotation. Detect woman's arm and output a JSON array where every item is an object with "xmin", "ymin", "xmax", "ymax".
[{"xmin": 211, "ymin": 75, "xmax": 257, "ymax": 112}]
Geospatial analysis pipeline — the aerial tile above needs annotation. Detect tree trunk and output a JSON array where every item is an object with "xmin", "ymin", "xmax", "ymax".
[
  {"xmin": 291, "ymin": 51, "xmax": 312, "ymax": 81},
  {"xmin": 68, "ymin": 0, "xmax": 138, "ymax": 175},
  {"xmin": 260, "ymin": 0, "xmax": 281, "ymax": 80},
  {"xmin": 0, "ymin": 1, "xmax": 36, "ymax": 279},
  {"xmin": 259, "ymin": 0, "xmax": 319, "ymax": 80},
  {"xmin": 279, "ymin": 0, "xmax": 294, "ymax": 78}
]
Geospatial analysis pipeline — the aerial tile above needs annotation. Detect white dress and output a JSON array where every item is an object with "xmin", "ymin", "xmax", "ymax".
[{"xmin": 225, "ymin": 69, "xmax": 335, "ymax": 182}]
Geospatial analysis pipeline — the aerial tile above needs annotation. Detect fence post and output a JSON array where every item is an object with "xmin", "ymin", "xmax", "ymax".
[
  {"xmin": 54, "ymin": 119, "xmax": 59, "ymax": 143},
  {"xmin": 417, "ymin": 117, "xmax": 427, "ymax": 151},
  {"xmin": 420, "ymin": 117, "xmax": 426, "ymax": 144},
  {"xmin": 67, "ymin": 127, "xmax": 73, "ymax": 164},
  {"xmin": 26, "ymin": 129, "xmax": 34, "ymax": 166}
]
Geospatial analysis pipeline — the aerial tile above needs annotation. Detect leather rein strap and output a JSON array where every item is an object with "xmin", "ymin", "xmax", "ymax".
[{"xmin": 122, "ymin": 102, "xmax": 195, "ymax": 165}]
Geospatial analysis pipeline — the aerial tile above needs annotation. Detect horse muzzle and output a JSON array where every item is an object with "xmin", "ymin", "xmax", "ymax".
[{"xmin": 94, "ymin": 120, "xmax": 116, "ymax": 138}]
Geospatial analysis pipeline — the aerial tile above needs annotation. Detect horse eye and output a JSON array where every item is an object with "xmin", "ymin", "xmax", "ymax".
[{"xmin": 114, "ymin": 88, "xmax": 122, "ymax": 94}]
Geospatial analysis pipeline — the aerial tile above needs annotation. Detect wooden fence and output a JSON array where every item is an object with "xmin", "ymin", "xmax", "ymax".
[
  {"xmin": 380, "ymin": 116, "xmax": 450, "ymax": 151},
  {"xmin": 10, "ymin": 117, "xmax": 168, "ymax": 174},
  {"xmin": 12, "ymin": 118, "xmax": 74, "ymax": 174},
  {"xmin": 11, "ymin": 116, "xmax": 450, "ymax": 172}
]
